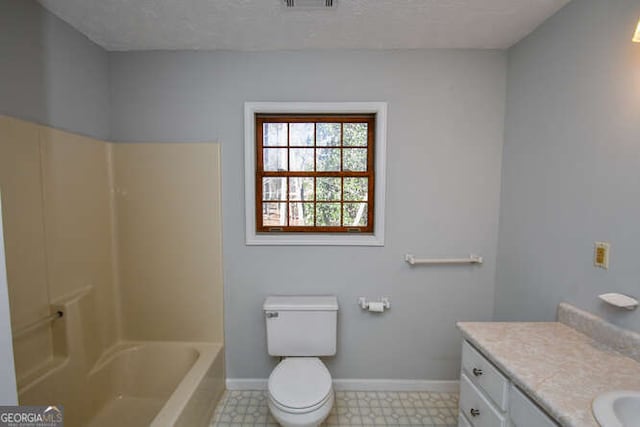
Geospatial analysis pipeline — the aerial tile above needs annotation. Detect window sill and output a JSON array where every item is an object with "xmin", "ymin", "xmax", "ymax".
[{"xmin": 246, "ymin": 233, "xmax": 384, "ymax": 246}]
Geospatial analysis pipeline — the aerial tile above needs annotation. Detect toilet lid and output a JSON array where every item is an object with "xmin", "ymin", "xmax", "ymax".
[{"xmin": 268, "ymin": 358, "xmax": 332, "ymax": 410}]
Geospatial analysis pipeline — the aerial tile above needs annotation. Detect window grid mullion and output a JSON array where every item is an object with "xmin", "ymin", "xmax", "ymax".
[
  {"xmin": 286, "ymin": 122, "xmax": 290, "ymax": 227},
  {"xmin": 339, "ymin": 122, "xmax": 344, "ymax": 226},
  {"xmin": 313, "ymin": 122, "xmax": 317, "ymax": 227}
]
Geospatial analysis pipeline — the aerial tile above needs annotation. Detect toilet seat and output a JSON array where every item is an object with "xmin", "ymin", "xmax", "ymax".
[
  {"xmin": 269, "ymin": 389, "xmax": 333, "ymax": 415},
  {"xmin": 268, "ymin": 357, "xmax": 333, "ymax": 414}
]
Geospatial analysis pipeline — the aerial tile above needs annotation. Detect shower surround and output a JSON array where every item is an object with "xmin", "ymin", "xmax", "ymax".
[{"xmin": 0, "ymin": 116, "xmax": 225, "ymax": 426}]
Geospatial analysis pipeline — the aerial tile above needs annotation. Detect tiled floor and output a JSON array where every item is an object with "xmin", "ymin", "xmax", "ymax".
[{"xmin": 210, "ymin": 390, "xmax": 459, "ymax": 426}]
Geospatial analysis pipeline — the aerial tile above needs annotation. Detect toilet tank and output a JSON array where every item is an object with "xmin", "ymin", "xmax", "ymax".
[{"xmin": 264, "ymin": 296, "xmax": 338, "ymax": 357}]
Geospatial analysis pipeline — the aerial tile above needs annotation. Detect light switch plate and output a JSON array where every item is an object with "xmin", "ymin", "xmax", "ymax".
[{"xmin": 594, "ymin": 242, "xmax": 610, "ymax": 270}]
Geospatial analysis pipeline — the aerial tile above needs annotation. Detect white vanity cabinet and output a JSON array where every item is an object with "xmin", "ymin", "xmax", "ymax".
[
  {"xmin": 458, "ymin": 340, "xmax": 559, "ymax": 427},
  {"xmin": 509, "ymin": 385, "xmax": 557, "ymax": 427}
]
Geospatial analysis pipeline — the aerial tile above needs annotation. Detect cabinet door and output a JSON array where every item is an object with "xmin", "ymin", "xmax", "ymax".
[
  {"xmin": 462, "ymin": 340, "xmax": 509, "ymax": 410},
  {"xmin": 459, "ymin": 373, "xmax": 508, "ymax": 427},
  {"xmin": 509, "ymin": 385, "xmax": 558, "ymax": 427}
]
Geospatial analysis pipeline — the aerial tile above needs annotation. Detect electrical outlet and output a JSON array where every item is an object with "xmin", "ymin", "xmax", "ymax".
[{"xmin": 594, "ymin": 242, "xmax": 610, "ymax": 270}]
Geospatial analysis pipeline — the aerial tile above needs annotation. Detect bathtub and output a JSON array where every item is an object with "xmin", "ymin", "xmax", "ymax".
[
  {"xmin": 19, "ymin": 340, "xmax": 224, "ymax": 427},
  {"xmin": 17, "ymin": 288, "xmax": 225, "ymax": 427},
  {"xmin": 89, "ymin": 341, "xmax": 224, "ymax": 427}
]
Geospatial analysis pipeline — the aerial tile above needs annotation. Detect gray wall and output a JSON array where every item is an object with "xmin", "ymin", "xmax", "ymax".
[
  {"xmin": 495, "ymin": 0, "xmax": 640, "ymax": 330},
  {"xmin": 0, "ymin": 0, "xmax": 110, "ymax": 139},
  {"xmin": 109, "ymin": 50, "xmax": 507, "ymax": 380}
]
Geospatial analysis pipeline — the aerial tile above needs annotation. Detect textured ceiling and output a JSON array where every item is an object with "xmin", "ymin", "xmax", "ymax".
[{"xmin": 38, "ymin": 0, "xmax": 571, "ymax": 51}]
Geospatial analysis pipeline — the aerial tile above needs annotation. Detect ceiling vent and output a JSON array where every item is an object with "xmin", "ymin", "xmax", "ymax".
[{"xmin": 283, "ymin": 0, "xmax": 335, "ymax": 8}]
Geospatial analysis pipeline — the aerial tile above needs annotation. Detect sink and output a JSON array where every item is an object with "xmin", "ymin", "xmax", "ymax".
[{"xmin": 593, "ymin": 391, "xmax": 640, "ymax": 427}]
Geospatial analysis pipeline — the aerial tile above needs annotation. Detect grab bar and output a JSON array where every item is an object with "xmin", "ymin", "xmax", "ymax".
[
  {"xmin": 404, "ymin": 254, "xmax": 483, "ymax": 265},
  {"xmin": 13, "ymin": 310, "xmax": 63, "ymax": 338}
]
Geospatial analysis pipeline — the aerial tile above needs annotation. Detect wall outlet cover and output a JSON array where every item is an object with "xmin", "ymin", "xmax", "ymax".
[{"xmin": 594, "ymin": 242, "xmax": 610, "ymax": 270}]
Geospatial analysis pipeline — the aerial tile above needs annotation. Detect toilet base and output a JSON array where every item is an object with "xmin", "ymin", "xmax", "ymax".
[{"xmin": 268, "ymin": 390, "xmax": 334, "ymax": 427}]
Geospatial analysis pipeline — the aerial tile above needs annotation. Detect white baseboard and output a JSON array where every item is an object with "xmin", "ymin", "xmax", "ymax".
[
  {"xmin": 226, "ymin": 378, "xmax": 459, "ymax": 392},
  {"xmin": 226, "ymin": 378, "xmax": 268, "ymax": 390},
  {"xmin": 333, "ymin": 379, "xmax": 459, "ymax": 392}
]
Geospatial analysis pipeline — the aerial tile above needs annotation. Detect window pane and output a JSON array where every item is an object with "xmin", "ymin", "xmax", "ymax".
[
  {"xmin": 263, "ymin": 177, "xmax": 287, "ymax": 201},
  {"xmin": 343, "ymin": 148, "xmax": 367, "ymax": 171},
  {"xmin": 316, "ymin": 123, "xmax": 341, "ymax": 146},
  {"xmin": 344, "ymin": 177, "xmax": 368, "ymax": 201},
  {"xmin": 290, "ymin": 123, "xmax": 314, "ymax": 146},
  {"xmin": 289, "ymin": 202, "xmax": 314, "ymax": 226},
  {"xmin": 343, "ymin": 203, "xmax": 368, "ymax": 227},
  {"xmin": 289, "ymin": 177, "xmax": 314, "ymax": 201},
  {"xmin": 343, "ymin": 123, "xmax": 368, "ymax": 146},
  {"xmin": 316, "ymin": 177, "xmax": 341, "ymax": 201},
  {"xmin": 316, "ymin": 203, "xmax": 341, "ymax": 226},
  {"xmin": 263, "ymin": 202, "xmax": 287, "ymax": 226},
  {"xmin": 263, "ymin": 123, "xmax": 288, "ymax": 146},
  {"xmin": 316, "ymin": 148, "xmax": 340, "ymax": 171},
  {"xmin": 263, "ymin": 148, "xmax": 288, "ymax": 171},
  {"xmin": 290, "ymin": 148, "xmax": 314, "ymax": 171}
]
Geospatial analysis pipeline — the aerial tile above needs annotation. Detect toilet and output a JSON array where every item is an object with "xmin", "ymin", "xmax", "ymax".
[{"xmin": 263, "ymin": 296, "xmax": 339, "ymax": 427}]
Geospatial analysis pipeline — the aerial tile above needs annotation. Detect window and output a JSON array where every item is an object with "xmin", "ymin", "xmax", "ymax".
[
  {"xmin": 256, "ymin": 114, "xmax": 375, "ymax": 233},
  {"xmin": 245, "ymin": 102, "xmax": 386, "ymax": 246}
]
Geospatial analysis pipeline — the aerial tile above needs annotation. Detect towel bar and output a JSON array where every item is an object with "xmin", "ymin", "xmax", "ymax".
[
  {"xmin": 13, "ymin": 310, "xmax": 63, "ymax": 338},
  {"xmin": 404, "ymin": 254, "xmax": 483, "ymax": 265}
]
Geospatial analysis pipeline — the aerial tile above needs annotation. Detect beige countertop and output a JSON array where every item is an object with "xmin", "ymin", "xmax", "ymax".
[{"xmin": 457, "ymin": 320, "xmax": 640, "ymax": 427}]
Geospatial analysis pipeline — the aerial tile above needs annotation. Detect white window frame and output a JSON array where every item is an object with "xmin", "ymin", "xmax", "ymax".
[{"xmin": 244, "ymin": 102, "xmax": 387, "ymax": 246}]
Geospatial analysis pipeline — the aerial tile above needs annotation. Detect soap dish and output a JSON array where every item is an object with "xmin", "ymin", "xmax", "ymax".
[{"xmin": 598, "ymin": 293, "xmax": 639, "ymax": 310}]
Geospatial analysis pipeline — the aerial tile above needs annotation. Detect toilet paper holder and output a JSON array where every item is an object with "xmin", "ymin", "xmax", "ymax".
[{"xmin": 358, "ymin": 297, "xmax": 391, "ymax": 312}]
